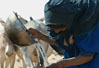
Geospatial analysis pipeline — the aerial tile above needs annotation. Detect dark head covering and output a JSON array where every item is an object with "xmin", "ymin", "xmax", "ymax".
[{"xmin": 44, "ymin": 0, "xmax": 99, "ymax": 36}]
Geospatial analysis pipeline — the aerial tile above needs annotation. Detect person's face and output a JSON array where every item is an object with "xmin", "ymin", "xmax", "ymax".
[{"xmin": 48, "ymin": 25, "xmax": 67, "ymax": 33}]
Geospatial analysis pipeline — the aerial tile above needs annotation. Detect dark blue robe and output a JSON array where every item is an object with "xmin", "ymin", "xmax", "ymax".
[{"xmin": 55, "ymin": 24, "xmax": 99, "ymax": 68}]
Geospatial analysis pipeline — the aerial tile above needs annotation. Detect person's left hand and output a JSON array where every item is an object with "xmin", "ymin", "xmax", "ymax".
[{"xmin": 46, "ymin": 61, "xmax": 63, "ymax": 68}]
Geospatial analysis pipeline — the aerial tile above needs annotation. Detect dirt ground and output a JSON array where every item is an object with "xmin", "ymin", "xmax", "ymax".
[{"xmin": 14, "ymin": 50, "xmax": 63, "ymax": 68}]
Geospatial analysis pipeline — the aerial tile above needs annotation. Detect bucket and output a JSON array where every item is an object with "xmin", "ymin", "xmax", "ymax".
[{"xmin": 5, "ymin": 12, "xmax": 36, "ymax": 46}]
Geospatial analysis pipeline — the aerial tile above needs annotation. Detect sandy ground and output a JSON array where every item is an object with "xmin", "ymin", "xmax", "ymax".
[{"xmin": 14, "ymin": 50, "xmax": 63, "ymax": 68}]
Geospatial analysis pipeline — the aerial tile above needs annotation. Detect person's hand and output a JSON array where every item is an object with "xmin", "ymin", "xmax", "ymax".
[
  {"xmin": 28, "ymin": 28, "xmax": 41, "ymax": 38},
  {"xmin": 46, "ymin": 61, "xmax": 63, "ymax": 68}
]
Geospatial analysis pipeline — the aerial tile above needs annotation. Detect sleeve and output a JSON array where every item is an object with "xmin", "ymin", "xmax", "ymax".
[{"xmin": 79, "ymin": 48, "xmax": 96, "ymax": 56}]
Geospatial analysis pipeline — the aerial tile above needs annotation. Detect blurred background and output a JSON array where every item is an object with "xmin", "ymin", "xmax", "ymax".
[{"xmin": 0, "ymin": 0, "xmax": 48, "ymax": 21}]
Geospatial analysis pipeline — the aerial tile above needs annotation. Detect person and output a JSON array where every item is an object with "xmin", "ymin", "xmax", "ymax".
[{"xmin": 28, "ymin": 0, "xmax": 99, "ymax": 68}]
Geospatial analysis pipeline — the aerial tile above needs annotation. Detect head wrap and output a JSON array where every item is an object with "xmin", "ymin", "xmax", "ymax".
[{"xmin": 44, "ymin": 0, "xmax": 99, "ymax": 36}]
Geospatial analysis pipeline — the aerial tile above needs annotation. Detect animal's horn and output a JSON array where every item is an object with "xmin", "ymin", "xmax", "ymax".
[{"xmin": 30, "ymin": 16, "xmax": 34, "ymax": 21}]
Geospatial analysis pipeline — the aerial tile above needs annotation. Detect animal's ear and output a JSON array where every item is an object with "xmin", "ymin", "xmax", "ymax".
[
  {"xmin": 29, "ymin": 16, "xmax": 36, "ymax": 23},
  {"xmin": 30, "ymin": 16, "xmax": 34, "ymax": 21},
  {"xmin": 13, "ymin": 11, "xmax": 18, "ymax": 18},
  {"xmin": 18, "ymin": 16, "xmax": 28, "ymax": 24}
]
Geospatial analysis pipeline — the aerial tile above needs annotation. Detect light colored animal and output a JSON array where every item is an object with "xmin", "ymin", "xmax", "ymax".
[
  {"xmin": 0, "ymin": 18, "xmax": 16, "ymax": 68},
  {"xmin": 16, "ymin": 16, "xmax": 53, "ymax": 68},
  {"xmin": 25, "ymin": 17, "xmax": 48, "ymax": 35},
  {"xmin": 5, "ymin": 13, "xmax": 53, "ymax": 68},
  {"xmin": 24, "ymin": 16, "xmax": 53, "ymax": 60}
]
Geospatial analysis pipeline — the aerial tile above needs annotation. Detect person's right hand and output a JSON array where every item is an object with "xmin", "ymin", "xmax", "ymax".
[{"xmin": 28, "ymin": 28, "xmax": 41, "ymax": 38}]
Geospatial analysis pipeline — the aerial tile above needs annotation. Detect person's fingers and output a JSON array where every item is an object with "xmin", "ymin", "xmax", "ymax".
[
  {"xmin": 28, "ymin": 28, "xmax": 33, "ymax": 30},
  {"xmin": 28, "ymin": 28, "xmax": 36, "ymax": 34},
  {"xmin": 28, "ymin": 28, "xmax": 33, "ymax": 33}
]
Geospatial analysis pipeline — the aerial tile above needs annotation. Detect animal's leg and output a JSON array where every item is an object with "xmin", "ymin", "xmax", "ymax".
[
  {"xmin": 20, "ymin": 47, "xmax": 35, "ymax": 68},
  {"xmin": 35, "ymin": 43, "xmax": 49, "ymax": 66},
  {"xmin": 4, "ymin": 60, "xmax": 9, "ymax": 68},
  {"xmin": 16, "ymin": 49, "xmax": 27, "ymax": 68},
  {"xmin": 0, "ymin": 61, "xmax": 4, "ymax": 68},
  {"xmin": 36, "ymin": 56, "xmax": 45, "ymax": 68},
  {"xmin": 35, "ymin": 49, "xmax": 44, "ymax": 68},
  {"xmin": 22, "ymin": 59, "xmax": 27, "ymax": 68},
  {"xmin": 4, "ymin": 54, "xmax": 15, "ymax": 68},
  {"xmin": 0, "ymin": 50, "xmax": 6, "ymax": 68},
  {"xmin": 9, "ymin": 54, "xmax": 16, "ymax": 68},
  {"xmin": 35, "ymin": 47, "xmax": 41, "ymax": 67},
  {"xmin": 0, "ymin": 56, "xmax": 5, "ymax": 68}
]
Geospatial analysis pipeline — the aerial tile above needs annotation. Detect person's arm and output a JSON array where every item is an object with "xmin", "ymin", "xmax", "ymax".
[
  {"xmin": 60, "ymin": 48, "xmax": 95, "ymax": 67},
  {"xmin": 46, "ymin": 55, "xmax": 93, "ymax": 68},
  {"xmin": 46, "ymin": 47, "xmax": 95, "ymax": 68},
  {"xmin": 61, "ymin": 55, "xmax": 93, "ymax": 67},
  {"xmin": 28, "ymin": 28, "xmax": 56, "ymax": 45}
]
